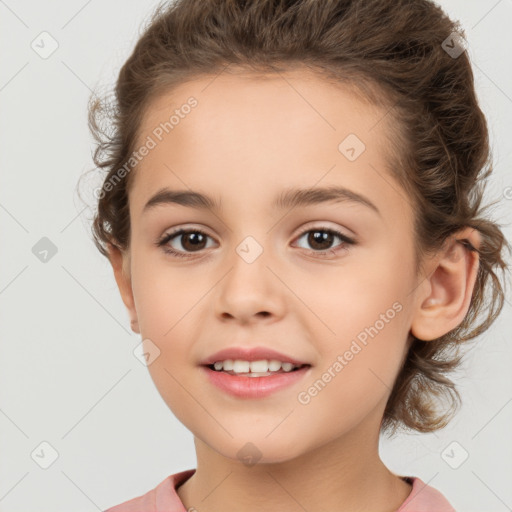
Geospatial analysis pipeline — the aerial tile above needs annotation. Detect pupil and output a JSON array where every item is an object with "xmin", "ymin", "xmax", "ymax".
[
  {"xmin": 309, "ymin": 231, "xmax": 333, "ymax": 250},
  {"xmin": 183, "ymin": 232, "xmax": 206, "ymax": 251}
]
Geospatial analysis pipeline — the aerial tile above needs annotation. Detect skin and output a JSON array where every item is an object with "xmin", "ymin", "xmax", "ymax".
[{"xmin": 108, "ymin": 66, "xmax": 480, "ymax": 512}]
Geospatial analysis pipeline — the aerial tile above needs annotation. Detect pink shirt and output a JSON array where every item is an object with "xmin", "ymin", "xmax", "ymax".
[{"xmin": 104, "ymin": 469, "xmax": 455, "ymax": 512}]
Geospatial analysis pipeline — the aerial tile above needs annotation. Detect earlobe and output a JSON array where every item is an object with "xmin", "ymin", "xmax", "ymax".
[
  {"xmin": 410, "ymin": 227, "xmax": 481, "ymax": 341},
  {"xmin": 107, "ymin": 243, "xmax": 140, "ymax": 334}
]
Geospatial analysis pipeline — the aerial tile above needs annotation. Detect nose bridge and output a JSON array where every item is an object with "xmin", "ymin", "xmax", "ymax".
[
  {"xmin": 214, "ymin": 230, "xmax": 286, "ymax": 321},
  {"xmin": 228, "ymin": 232, "xmax": 272, "ymax": 294}
]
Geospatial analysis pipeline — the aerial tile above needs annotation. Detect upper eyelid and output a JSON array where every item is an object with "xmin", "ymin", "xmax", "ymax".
[{"xmin": 161, "ymin": 222, "xmax": 354, "ymax": 240}]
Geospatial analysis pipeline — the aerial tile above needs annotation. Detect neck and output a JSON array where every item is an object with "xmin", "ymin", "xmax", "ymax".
[{"xmin": 176, "ymin": 418, "xmax": 412, "ymax": 512}]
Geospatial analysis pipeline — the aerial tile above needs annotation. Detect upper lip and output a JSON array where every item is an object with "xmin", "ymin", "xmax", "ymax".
[{"xmin": 199, "ymin": 346, "xmax": 311, "ymax": 367}]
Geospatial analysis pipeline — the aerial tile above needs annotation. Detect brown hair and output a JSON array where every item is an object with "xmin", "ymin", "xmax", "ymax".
[{"xmin": 83, "ymin": 0, "xmax": 510, "ymax": 436}]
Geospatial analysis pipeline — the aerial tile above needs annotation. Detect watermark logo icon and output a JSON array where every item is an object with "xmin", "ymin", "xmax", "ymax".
[
  {"xmin": 133, "ymin": 338, "xmax": 161, "ymax": 366},
  {"xmin": 236, "ymin": 236, "xmax": 263, "ymax": 264},
  {"xmin": 32, "ymin": 237, "xmax": 58, "ymax": 263},
  {"xmin": 441, "ymin": 440, "xmax": 469, "ymax": 469},
  {"xmin": 31, "ymin": 32, "xmax": 59, "ymax": 59},
  {"xmin": 338, "ymin": 133, "xmax": 366, "ymax": 161},
  {"xmin": 31, "ymin": 441, "xmax": 59, "ymax": 469},
  {"xmin": 442, "ymin": 32, "xmax": 467, "ymax": 59},
  {"xmin": 237, "ymin": 442, "xmax": 262, "ymax": 466}
]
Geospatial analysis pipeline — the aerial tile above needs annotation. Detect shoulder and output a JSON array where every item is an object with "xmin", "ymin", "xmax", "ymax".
[
  {"xmin": 397, "ymin": 476, "xmax": 456, "ymax": 512},
  {"xmin": 103, "ymin": 469, "xmax": 196, "ymax": 512}
]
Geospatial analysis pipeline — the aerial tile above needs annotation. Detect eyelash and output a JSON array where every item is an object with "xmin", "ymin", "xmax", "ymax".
[{"xmin": 156, "ymin": 226, "xmax": 356, "ymax": 260}]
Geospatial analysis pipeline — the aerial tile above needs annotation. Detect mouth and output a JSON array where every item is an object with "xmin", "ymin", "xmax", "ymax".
[{"xmin": 201, "ymin": 363, "xmax": 313, "ymax": 398}]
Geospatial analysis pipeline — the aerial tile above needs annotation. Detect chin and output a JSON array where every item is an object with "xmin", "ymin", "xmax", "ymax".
[{"xmin": 207, "ymin": 435, "xmax": 308, "ymax": 466}]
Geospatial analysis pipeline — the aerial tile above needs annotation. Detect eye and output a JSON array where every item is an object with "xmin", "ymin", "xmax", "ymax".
[
  {"xmin": 156, "ymin": 228, "xmax": 216, "ymax": 258},
  {"xmin": 293, "ymin": 226, "xmax": 355, "ymax": 257}
]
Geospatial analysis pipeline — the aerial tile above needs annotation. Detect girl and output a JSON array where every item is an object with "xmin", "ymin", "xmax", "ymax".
[{"xmin": 87, "ymin": 0, "xmax": 509, "ymax": 510}]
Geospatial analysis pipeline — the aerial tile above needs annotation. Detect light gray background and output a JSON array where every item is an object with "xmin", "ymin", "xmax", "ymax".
[{"xmin": 1, "ymin": 0, "xmax": 511, "ymax": 510}]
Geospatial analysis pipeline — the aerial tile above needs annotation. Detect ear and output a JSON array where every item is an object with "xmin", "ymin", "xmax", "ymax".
[
  {"xmin": 410, "ymin": 227, "xmax": 481, "ymax": 341},
  {"xmin": 107, "ymin": 243, "xmax": 140, "ymax": 334}
]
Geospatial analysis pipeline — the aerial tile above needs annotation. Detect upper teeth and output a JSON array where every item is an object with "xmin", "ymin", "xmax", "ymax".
[{"xmin": 213, "ymin": 359, "xmax": 300, "ymax": 373}]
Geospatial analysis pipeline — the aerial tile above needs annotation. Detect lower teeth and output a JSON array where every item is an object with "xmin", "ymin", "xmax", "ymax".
[{"xmin": 243, "ymin": 372, "xmax": 273, "ymax": 377}]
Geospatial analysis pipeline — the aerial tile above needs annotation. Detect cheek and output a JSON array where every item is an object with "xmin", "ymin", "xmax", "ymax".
[
  {"xmin": 312, "ymin": 267, "xmax": 406, "ymax": 347},
  {"xmin": 131, "ymin": 263, "xmax": 209, "ymax": 371},
  {"xmin": 131, "ymin": 257, "xmax": 207, "ymax": 335},
  {"xmin": 145, "ymin": 357, "xmax": 200, "ymax": 436},
  {"xmin": 307, "ymin": 263, "xmax": 410, "ymax": 403},
  {"xmin": 299, "ymin": 317, "xmax": 408, "ymax": 435}
]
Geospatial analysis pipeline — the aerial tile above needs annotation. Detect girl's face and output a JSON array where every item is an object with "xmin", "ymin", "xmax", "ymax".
[{"xmin": 114, "ymin": 68, "xmax": 426, "ymax": 463}]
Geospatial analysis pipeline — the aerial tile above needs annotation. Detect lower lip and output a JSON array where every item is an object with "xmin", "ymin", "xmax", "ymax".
[{"xmin": 201, "ymin": 365, "xmax": 312, "ymax": 399}]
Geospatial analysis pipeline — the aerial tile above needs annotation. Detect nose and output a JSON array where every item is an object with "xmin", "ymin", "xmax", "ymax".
[{"xmin": 213, "ymin": 245, "xmax": 287, "ymax": 325}]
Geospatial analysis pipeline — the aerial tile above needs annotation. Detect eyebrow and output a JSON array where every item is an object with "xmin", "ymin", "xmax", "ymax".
[{"xmin": 142, "ymin": 185, "xmax": 381, "ymax": 217}]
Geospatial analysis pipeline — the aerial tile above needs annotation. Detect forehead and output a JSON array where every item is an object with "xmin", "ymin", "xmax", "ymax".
[
  {"xmin": 130, "ymin": 68, "xmax": 402, "ymax": 217},
  {"xmin": 137, "ymin": 67, "xmax": 390, "ymax": 147}
]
